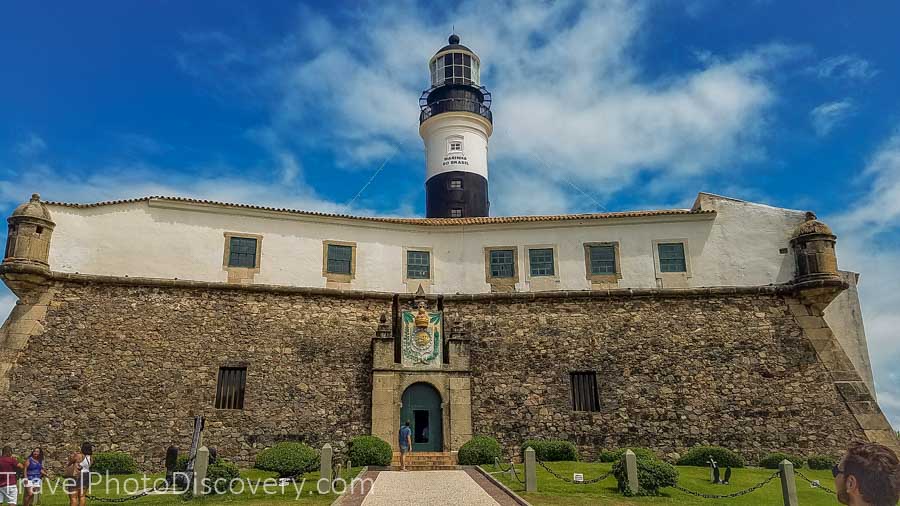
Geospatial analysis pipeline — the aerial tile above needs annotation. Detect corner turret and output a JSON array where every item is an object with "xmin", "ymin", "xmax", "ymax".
[{"xmin": 4, "ymin": 194, "xmax": 55, "ymax": 270}]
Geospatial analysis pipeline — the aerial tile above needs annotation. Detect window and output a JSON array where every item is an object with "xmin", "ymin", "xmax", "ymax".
[
  {"xmin": 228, "ymin": 237, "xmax": 257, "ymax": 268},
  {"xmin": 326, "ymin": 244, "xmax": 353, "ymax": 274},
  {"xmin": 570, "ymin": 372, "xmax": 600, "ymax": 412},
  {"xmin": 407, "ymin": 250, "xmax": 430, "ymax": 279},
  {"xmin": 431, "ymin": 51, "xmax": 480, "ymax": 86},
  {"xmin": 489, "ymin": 249, "xmax": 515, "ymax": 278},
  {"xmin": 658, "ymin": 242, "xmax": 687, "ymax": 273},
  {"xmin": 449, "ymin": 179, "xmax": 463, "ymax": 189},
  {"xmin": 589, "ymin": 244, "xmax": 616, "ymax": 275},
  {"xmin": 215, "ymin": 366, "xmax": 247, "ymax": 410},
  {"xmin": 449, "ymin": 140, "xmax": 462, "ymax": 152},
  {"xmin": 450, "ymin": 208, "xmax": 463, "ymax": 218},
  {"xmin": 529, "ymin": 248, "xmax": 555, "ymax": 276}
]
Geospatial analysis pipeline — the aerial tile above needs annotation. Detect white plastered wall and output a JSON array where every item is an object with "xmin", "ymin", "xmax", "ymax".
[{"xmin": 45, "ymin": 193, "xmax": 809, "ymax": 294}]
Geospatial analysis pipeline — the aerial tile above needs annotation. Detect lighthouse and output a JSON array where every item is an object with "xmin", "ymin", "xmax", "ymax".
[{"xmin": 419, "ymin": 34, "xmax": 493, "ymax": 218}]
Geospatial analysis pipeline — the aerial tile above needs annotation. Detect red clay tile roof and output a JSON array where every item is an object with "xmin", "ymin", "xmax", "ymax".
[{"xmin": 44, "ymin": 196, "xmax": 715, "ymax": 226}]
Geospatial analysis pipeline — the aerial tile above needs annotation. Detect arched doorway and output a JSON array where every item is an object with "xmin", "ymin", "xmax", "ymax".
[{"xmin": 400, "ymin": 382, "xmax": 443, "ymax": 452}]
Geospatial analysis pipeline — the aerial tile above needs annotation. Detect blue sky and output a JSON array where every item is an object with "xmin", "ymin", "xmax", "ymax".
[{"xmin": 1, "ymin": 1, "xmax": 899, "ymax": 428}]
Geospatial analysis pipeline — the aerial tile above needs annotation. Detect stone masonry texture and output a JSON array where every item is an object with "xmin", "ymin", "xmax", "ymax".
[
  {"xmin": 451, "ymin": 294, "xmax": 866, "ymax": 462},
  {"xmin": 0, "ymin": 279, "xmax": 868, "ymax": 470},
  {"xmin": 0, "ymin": 281, "xmax": 386, "ymax": 470}
]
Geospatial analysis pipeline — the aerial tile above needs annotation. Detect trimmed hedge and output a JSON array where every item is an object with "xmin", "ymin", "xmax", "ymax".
[
  {"xmin": 521, "ymin": 440, "xmax": 578, "ymax": 462},
  {"xmin": 599, "ymin": 448, "xmax": 658, "ymax": 463},
  {"xmin": 613, "ymin": 453, "xmax": 678, "ymax": 496},
  {"xmin": 204, "ymin": 459, "xmax": 241, "ymax": 494},
  {"xmin": 348, "ymin": 436, "xmax": 392, "ymax": 467},
  {"xmin": 254, "ymin": 442, "xmax": 320, "ymax": 477},
  {"xmin": 676, "ymin": 446, "xmax": 745, "ymax": 468},
  {"xmin": 759, "ymin": 452, "xmax": 804, "ymax": 469},
  {"xmin": 92, "ymin": 452, "xmax": 138, "ymax": 475},
  {"xmin": 807, "ymin": 455, "xmax": 838, "ymax": 470},
  {"xmin": 458, "ymin": 436, "xmax": 501, "ymax": 466}
]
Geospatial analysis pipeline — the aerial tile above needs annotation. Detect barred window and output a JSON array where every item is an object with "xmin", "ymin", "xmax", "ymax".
[
  {"xmin": 489, "ymin": 249, "xmax": 515, "ymax": 278},
  {"xmin": 228, "ymin": 237, "xmax": 257, "ymax": 268},
  {"xmin": 589, "ymin": 244, "xmax": 616, "ymax": 275},
  {"xmin": 570, "ymin": 372, "xmax": 599, "ymax": 412},
  {"xmin": 450, "ymin": 179, "xmax": 463, "ymax": 189},
  {"xmin": 327, "ymin": 244, "xmax": 353, "ymax": 274},
  {"xmin": 215, "ymin": 366, "xmax": 247, "ymax": 410},
  {"xmin": 407, "ymin": 250, "xmax": 431, "ymax": 279},
  {"xmin": 658, "ymin": 243, "xmax": 687, "ymax": 273},
  {"xmin": 529, "ymin": 248, "xmax": 555, "ymax": 276}
]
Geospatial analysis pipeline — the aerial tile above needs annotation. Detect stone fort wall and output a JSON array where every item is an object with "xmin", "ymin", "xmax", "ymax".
[{"xmin": 0, "ymin": 275, "xmax": 877, "ymax": 469}]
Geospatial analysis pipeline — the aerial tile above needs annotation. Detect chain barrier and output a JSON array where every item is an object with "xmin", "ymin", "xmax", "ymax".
[
  {"xmin": 492, "ymin": 457, "xmax": 525, "ymax": 484},
  {"xmin": 536, "ymin": 459, "xmax": 613, "ymax": 485},
  {"xmin": 796, "ymin": 471, "xmax": 836, "ymax": 495},
  {"xmin": 669, "ymin": 470, "xmax": 781, "ymax": 499},
  {"xmin": 87, "ymin": 452, "xmax": 199, "ymax": 503}
]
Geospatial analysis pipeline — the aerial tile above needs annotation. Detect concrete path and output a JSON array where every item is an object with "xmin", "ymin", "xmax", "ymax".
[{"xmin": 359, "ymin": 470, "xmax": 500, "ymax": 506}]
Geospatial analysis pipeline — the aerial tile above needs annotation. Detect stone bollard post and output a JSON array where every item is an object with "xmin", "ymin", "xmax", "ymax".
[
  {"xmin": 778, "ymin": 459, "xmax": 799, "ymax": 506},
  {"xmin": 624, "ymin": 450, "xmax": 639, "ymax": 495},
  {"xmin": 320, "ymin": 444, "xmax": 333, "ymax": 481},
  {"xmin": 192, "ymin": 446, "xmax": 210, "ymax": 497},
  {"xmin": 524, "ymin": 447, "xmax": 537, "ymax": 493}
]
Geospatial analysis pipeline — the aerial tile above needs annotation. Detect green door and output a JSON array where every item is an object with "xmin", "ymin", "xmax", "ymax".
[{"xmin": 400, "ymin": 382, "xmax": 443, "ymax": 452}]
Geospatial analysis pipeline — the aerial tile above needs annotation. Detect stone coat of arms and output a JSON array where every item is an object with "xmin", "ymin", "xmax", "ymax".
[{"xmin": 401, "ymin": 302, "xmax": 442, "ymax": 367}]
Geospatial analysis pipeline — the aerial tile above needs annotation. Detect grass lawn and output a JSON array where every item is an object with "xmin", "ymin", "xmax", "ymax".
[
  {"xmin": 484, "ymin": 461, "xmax": 838, "ymax": 506},
  {"xmin": 19, "ymin": 467, "xmax": 364, "ymax": 505}
]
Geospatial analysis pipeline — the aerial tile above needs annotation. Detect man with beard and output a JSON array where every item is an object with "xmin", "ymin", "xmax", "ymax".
[{"xmin": 833, "ymin": 442, "xmax": 900, "ymax": 506}]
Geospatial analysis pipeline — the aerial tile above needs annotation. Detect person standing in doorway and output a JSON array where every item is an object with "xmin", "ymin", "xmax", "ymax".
[
  {"xmin": 398, "ymin": 421, "xmax": 412, "ymax": 471},
  {"xmin": 0, "ymin": 446, "xmax": 21, "ymax": 506}
]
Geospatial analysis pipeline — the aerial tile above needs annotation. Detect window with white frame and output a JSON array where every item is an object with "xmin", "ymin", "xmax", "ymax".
[
  {"xmin": 449, "ymin": 179, "xmax": 463, "ymax": 189},
  {"xmin": 448, "ymin": 139, "xmax": 463, "ymax": 152},
  {"xmin": 450, "ymin": 208, "xmax": 463, "ymax": 218},
  {"xmin": 588, "ymin": 244, "xmax": 616, "ymax": 275}
]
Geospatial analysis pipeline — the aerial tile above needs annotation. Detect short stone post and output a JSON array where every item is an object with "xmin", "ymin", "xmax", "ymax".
[
  {"xmin": 779, "ymin": 459, "xmax": 799, "ymax": 506},
  {"xmin": 320, "ymin": 444, "xmax": 333, "ymax": 482},
  {"xmin": 624, "ymin": 450, "xmax": 639, "ymax": 495},
  {"xmin": 192, "ymin": 446, "xmax": 210, "ymax": 497},
  {"xmin": 524, "ymin": 447, "xmax": 537, "ymax": 493}
]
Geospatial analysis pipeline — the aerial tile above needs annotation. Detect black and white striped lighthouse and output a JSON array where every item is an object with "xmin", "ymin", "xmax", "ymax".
[{"xmin": 419, "ymin": 34, "xmax": 493, "ymax": 218}]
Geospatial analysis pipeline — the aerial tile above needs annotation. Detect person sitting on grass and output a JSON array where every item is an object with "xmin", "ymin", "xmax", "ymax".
[{"xmin": 833, "ymin": 441, "xmax": 900, "ymax": 506}]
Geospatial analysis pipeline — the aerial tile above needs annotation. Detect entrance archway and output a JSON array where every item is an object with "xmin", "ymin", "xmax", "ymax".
[{"xmin": 400, "ymin": 382, "xmax": 443, "ymax": 452}]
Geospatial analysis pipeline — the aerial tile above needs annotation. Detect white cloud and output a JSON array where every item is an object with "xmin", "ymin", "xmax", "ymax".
[
  {"xmin": 811, "ymin": 54, "xmax": 879, "ymax": 81},
  {"xmin": 829, "ymin": 128, "xmax": 900, "ymax": 430},
  {"xmin": 176, "ymin": 0, "xmax": 798, "ymax": 213},
  {"xmin": 810, "ymin": 100, "xmax": 855, "ymax": 137},
  {"xmin": 15, "ymin": 133, "xmax": 46, "ymax": 157},
  {"xmin": 0, "ymin": 290, "xmax": 16, "ymax": 323}
]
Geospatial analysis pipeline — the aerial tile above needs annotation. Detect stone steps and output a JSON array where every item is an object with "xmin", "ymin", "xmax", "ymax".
[{"xmin": 390, "ymin": 451, "xmax": 456, "ymax": 470}]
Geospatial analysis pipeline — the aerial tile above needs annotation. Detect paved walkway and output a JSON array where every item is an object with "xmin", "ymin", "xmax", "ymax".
[{"xmin": 354, "ymin": 470, "xmax": 503, "ymax": 506}]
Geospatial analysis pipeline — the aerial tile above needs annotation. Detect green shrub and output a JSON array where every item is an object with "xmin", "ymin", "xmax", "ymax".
[
  {"xmin": 204, "ymin": 459, "xmax": 240, "ymax": 494},
  {"xmin": 520, "ymin": 439, "xmax": 578, "ymax": 462},
  {"xmin": 254, "ymin": 442, "xmax": 320, "ymax": 477},
  {"xmin": 759, "ymin": 452, "xmax": 804, "ymax": 469},
  {"xmin": 806, "ymin": 454, "xmax": 838, "ymax": 470},
  {"xmin": 676, "ymin": 446, "xmax": 745, "ymax": 468},
  {"xmin": 598, "ymin": 447, "xmax": 658, "ymax": 463},
  {"xmin": 348, "ymin": 436, "xmax": 392, "ymax": 467},
  {"xmin": 92, "ymin": 452, "xmax": 138, "ymax": 475},
  {"xmin": 458, "ymin": 436, "xmax": 502, "ymax": 465},
  {"xmin": 612, "ymin": 454, "xmax": 678, "ymax": 496}
]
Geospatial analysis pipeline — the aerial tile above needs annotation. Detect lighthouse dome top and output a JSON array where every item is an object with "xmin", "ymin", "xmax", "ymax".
[{"xmin": 436, "ymin": 33, "xmax": 473, "ymax": 53}]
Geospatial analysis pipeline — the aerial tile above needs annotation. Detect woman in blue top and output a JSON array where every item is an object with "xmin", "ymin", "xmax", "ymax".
[{"xmin": 23, "ymin": 447, "xmax": 47, "ymax": 506}]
